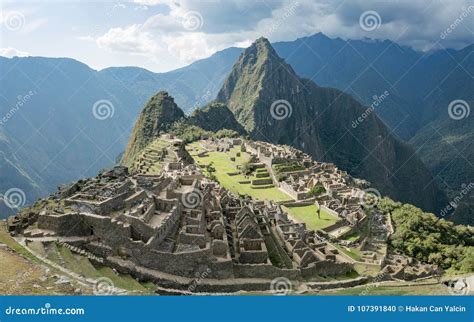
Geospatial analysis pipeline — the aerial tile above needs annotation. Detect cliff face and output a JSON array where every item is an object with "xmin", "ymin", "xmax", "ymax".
[
  {"xmin": 217, "ymin": 38, "xmax": 446, "ymax": 213},
  {"xmin": 188, "ymin": 102, "xmax": 246, "ymax": 134},
  {"xmin": 121, "ymin": 91, "xmax": 185, "ymax": 166}
]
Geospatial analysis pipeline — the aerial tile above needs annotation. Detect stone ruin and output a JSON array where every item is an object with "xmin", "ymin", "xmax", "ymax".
[
  {"xmin": 8, "ymin": 160, "xmax": 354, "ymax": 293},
  {"xmin": 7, "ymin": 137, "xmax": 428, "ymax": 293}
]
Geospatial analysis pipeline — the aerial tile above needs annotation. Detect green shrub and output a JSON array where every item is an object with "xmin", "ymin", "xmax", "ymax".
[
  {"xmin": 380, "ymin": 198, "xmax": 474, "ymax": 273},
  {"xmin": 273, "ymin": 162, "xmax": 305, "ymax": 174},
  {"xmin": 307, "ymin": 183, "xmax": 326, "ymax": 197}
]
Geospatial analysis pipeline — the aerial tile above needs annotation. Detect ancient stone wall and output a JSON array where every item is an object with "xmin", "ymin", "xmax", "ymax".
[
  {"xmin": 233, "ymin": 263, "xmax": 301, "ymax": 280},
  {"xmin": 38, "ymin": 213, "xmax": 89, "ymax": 236},
  {"xmin": 300, "ymin": 260, "xmax": 353, "ymax": 278}
]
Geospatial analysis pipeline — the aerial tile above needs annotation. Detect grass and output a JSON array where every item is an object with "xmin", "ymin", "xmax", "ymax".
[
  {"xmin": 0, "ymin": 222, "xmax": 40, "ymax": 263},
  {"xmin": 96, "ymin": 266, "xmax": 150, "ymax": 291},
  {"xmin": 334, "ymin": 244, "xmax": 362, "ymax": 261},
  {"xmin": 50, "ymin": 244, "xmax": 151, "ymax": 292},
  {"xmin": 0, "ymin": 247, "xmax": 61, "ymax": 294},
  {"xmin": 353, "ymin": 263, "xmax": 382, "ymax": 276},
  {"xmin": 343, "ymin": 232, "xmax": 361, "ymax": 242},
  {"xmin": 319, "ymin": 282, "xmax": 450, "ymax": 295},
  {"xmin": 0, "ymin": 222, "xmax": 78, "ymax": 294},
  {"xmin": 188, "ymin": 143, "xmax": 292, "ymax": 202},
  {"xmin": 283, "ymin": 205, "xmax": 338, "ymax": 230}
]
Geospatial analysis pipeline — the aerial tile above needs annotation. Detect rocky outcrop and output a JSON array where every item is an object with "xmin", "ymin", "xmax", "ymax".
[
  {"xmin": 121, "ymin": 91, "xmax": 185, "ymax": 166},
  {"xmin": 188, "ymin": 102, "xmax": 246, "ymax": 134}
]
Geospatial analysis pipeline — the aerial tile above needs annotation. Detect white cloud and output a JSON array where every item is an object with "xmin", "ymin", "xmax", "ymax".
[
  {"xmin": 0, "ymin": 47, "xmax": 30, "ymax": 57},
  {"xmin": 96, "ymin": 25, "xmax": 163, "ymax": 55},
  {"xmin": 97, "ymin": 0, "xmax": 474, "ymax": 69}
]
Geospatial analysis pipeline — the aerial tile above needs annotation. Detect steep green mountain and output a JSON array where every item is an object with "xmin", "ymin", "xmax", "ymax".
[
  {"xmin": 121, "ymin": 91, "xmax": 185, "ymax": 166},
  {"xmin": 406, "ymin": 45, "xmax": 474, "ymax": 224},
  {"xmin": 217, "ymin": 38, "xmax": 446, "ymax": 214},
  {"xmin": 188, "ymin": 102, "xmax": 246, "ymax": 134},
  {"xmin": 121, "ymin": 95, "xmax": 245, "ymax": 166},
  {"xmin": 410, "ymin": 112, "xmax": 474, "ymax": 225}
]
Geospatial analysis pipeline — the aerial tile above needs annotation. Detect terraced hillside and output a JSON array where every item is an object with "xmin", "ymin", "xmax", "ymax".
[
  {"xmin": 186, "ymin": 141, "xmax": 292, "ymax": 201},
  {"xmin": 131, "ymin": 138, "xmax": 180, "ymax": 175}
]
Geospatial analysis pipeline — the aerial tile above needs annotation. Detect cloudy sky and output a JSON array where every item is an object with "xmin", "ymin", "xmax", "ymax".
[{"xmin": 1, "ymin": 0, "xmax": 473, "ymax": 72}]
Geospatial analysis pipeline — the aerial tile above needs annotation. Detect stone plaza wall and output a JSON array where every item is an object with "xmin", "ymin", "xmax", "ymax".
[
  {"xmin": 301, "ymin": 260, "xmax": 353, "ymax": 278},
  {"xmin": 125, "ymin": 242, "xmax": 234, "ymax": 278},
  {"xmin": 233, "ymin": 263, "xmax": 301, "ymax": 280},
  {"xmin": 279, "ymin": 181, "xmax": 307, "ymax": 200},
  {"xmin": 38, "ymin": 212, "xmax": 132, "ymax": 245}
]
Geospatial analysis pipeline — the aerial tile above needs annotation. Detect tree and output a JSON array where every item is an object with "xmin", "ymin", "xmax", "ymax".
[
  {"xmin": 241, "ymin": 160, "xmax": 255, "ymax": 176},
  {"xmin": 307, "ymin": 183, "xmax": 326, "ymax": 197},
  {"xmin": 206, "ymin": 162, "xmax": 217, "ymax": 181},
  {"xmin": 380, "ymin": 198, "xmax": 474, "ymax": 272}
]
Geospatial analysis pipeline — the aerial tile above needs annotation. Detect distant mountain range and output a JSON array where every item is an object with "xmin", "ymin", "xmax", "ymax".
[{"xmin": 0, "ymin": 33, "xmax": 472, "ymax": 223}]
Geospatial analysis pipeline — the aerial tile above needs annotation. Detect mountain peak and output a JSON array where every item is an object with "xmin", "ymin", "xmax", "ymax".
[
  {"xmin": 151, "ymin": 90, "xmax": 171, "ymax": 101},
  {"xmin": 216, "ymin": 37, "xmax": 297, "ymax": 131},
  {"xmin": 253, "ymin": 36, "xmax": 272, "ymax": 47},
  {"xmin": 243, "ymin": 36, "xmax": 279, "ymax": 62},
  {"xmin": 121, "ymin": 92, "xmax": 184, "ymax": 166}
]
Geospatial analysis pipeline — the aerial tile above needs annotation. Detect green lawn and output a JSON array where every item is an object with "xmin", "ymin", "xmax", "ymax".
[
  {"xmin": 319, "ymin": 283, "xmax": 450, "ymax": 295},
  {"xmin": 51, "ymin": 244, "xmax": 152, "ymax": 293},
  {"xmin": 188, "ymin": 143, "xmax": 292, "ymax": 202},
  {"xmin": 283, "ymin": 204, "xmax": 338, "ymax": 230},
  {"xmin": 343, "ymin": 232, "xmax": 361, "ymax": 242},
  {"xmin": 334, "ymin": 244, "xmax": 362, "ymax": 261}
]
